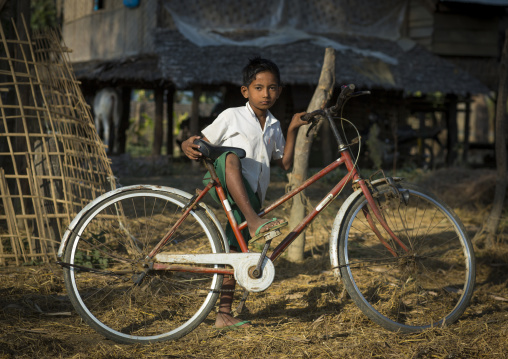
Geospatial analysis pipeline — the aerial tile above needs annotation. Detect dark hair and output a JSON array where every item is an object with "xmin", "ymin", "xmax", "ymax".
[{"xmin": 242, "ymin": 57, "xmax": 281, "ymax": 87}]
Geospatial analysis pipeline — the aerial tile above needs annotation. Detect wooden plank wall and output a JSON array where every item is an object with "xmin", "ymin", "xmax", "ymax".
[
  {"xmin": 433, "ymin": 13, "xmax": 499, "ymax": 57},
  {"xmin": 407, "ymin": 0, "xmax": 434, "ymax": 50},
  {"xmin": 406, "ymin": 0, "xmax": 500, "ymax": 58},
  {"xmin": 62, "ymin": 0, "xmax": 156, "ymax": 63}
]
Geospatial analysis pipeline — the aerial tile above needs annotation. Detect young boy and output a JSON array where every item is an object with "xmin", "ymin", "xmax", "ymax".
[{"xmin": 181, "ymin": 57, "xmax": 307, "ymax": 330}]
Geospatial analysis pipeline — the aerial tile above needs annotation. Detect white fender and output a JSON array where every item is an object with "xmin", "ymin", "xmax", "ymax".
[
  {"xmin": 57, "ymin": 185, "xmax": 228, "ymax": 257},
  {"xmin": 328, "ymin": 177, "xmax": 403, "ymax": 278}
]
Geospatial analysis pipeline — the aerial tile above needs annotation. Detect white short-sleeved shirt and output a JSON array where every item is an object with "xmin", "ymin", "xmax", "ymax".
[{"xmin": 201, "ymin": 102, "xmax": 285, "ymax": 204}]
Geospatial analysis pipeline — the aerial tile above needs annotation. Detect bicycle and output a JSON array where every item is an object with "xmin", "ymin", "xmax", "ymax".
[{"xmin": 57, "ymin": 84, "xmax": 476, "ymax": 344}]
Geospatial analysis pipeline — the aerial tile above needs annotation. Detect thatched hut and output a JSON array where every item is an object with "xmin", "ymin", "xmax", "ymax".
[{"xmin": 62, "ymin": 0, "xmax": 505, "ymax": 166}]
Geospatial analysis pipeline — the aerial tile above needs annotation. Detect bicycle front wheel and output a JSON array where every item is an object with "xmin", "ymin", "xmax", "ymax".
[
  {"xmin": 63, "ymin": 188, "xmax": 225, "ymax": 344},
  {"xmin": 338, "ymin": 182, "xmax": 475, "ymax": 332}
]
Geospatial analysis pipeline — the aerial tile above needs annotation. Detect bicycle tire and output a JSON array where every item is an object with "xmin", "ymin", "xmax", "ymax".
[
  {"xmin": 337, "ymin": 182, "xmax": 475, "ymax": 332},
  {"xmin": 63, "ymin": 188, "xmax": 224, "ymax": 344}
]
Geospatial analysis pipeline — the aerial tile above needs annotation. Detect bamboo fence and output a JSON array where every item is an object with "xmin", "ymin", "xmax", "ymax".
[{"xmin": 0, "ymin": 18, "xmax": 115, "ymax": 266}]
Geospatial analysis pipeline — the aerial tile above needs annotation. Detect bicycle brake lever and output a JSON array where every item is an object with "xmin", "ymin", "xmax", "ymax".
[{"xmin": 306, "ymin": 120, "xmax": 317, "ymax": 137}]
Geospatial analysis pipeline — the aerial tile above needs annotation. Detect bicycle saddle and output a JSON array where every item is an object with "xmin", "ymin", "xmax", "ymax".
[{"xmin": 193, "ymin": 139, "xmax": 246, "ymax": 160}]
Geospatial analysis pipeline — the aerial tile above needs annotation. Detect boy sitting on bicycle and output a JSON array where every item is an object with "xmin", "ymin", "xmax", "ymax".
[{"xmin": 181, "ymin": 57, "xmax": 307, "ymax": 330}]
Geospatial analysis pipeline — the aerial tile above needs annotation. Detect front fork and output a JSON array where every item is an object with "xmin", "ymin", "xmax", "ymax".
[
  {"xmin": 341, "ymin": 146, "xmax": 410, "ymax": 256},
  {"xmin": 357, "ymin": 177, "xmax": 410, "ymax": 256}
]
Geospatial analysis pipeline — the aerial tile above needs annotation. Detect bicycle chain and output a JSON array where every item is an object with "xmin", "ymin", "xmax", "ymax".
[
  {"xmin": 212, "ymin": 287, "xmax": 245, "ymax": 293},
  {"xmin": 145, "ymin": 271, "xmax": 245, "ymax": 294},
  {"xmin": 176, "ymin": 284, "xmax": 245, "ymax": 295}
]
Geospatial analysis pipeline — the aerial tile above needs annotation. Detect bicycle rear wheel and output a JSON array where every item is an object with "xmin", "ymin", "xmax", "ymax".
[
  {"xmin": 337, "ymin": 182, "xmax": 475, "ymax": 332},
  {"xmin": 63, "ymin": 188, "xmax": 224, "ymax": 344}
]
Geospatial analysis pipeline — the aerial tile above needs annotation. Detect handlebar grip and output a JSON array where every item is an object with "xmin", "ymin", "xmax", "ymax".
[
  {"xmin": 301, "ymin": 113, "xmax": 314, "ymax": 122},
  {"xmin": 351, "ymin": 90, "xmax": 371, "ymax": 97},
  {"xmin": 340, "ymin": 84, "xmax": 355, "ymax": 99}
]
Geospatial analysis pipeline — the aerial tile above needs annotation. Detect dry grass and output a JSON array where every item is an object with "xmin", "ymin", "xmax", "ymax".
[{"xmin": 1, "ymin": 166, "xmax": 507, "ymax": 358}]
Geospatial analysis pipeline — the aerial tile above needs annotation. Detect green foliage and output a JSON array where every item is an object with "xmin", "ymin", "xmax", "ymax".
[
  {"xmin": 174, "ymin": 112, "xmax": 189, "ymax": 133},
  {"xmin": 31, "ymin": 0, "xmax": 58, "ymax": 31},
  {"xmin": 141, "ymin": 113, "xmax": 153, "ymax": 127},
  {"xmin": 134, "ymin": 89, "xmax": 154, "ymax": 102},
  {"xmin": 22, "ymin": 259, "xmax": 42, "ymax": 266},
  {"xmin": 127, "ymin": 113, "xmax": 154, "ymax": 156},
  {"xmin": 175, "ymin": 90, "xmax": 222, "ymax": 104},
  {"xmin": 73, "ymin": 231, "xmax": 109, "ymax": 269},
  {"xmin": 73, "ymin": 249, "xmax": 109, "ymax": 269}
]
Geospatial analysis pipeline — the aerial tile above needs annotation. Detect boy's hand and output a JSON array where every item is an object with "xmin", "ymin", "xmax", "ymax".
[
  {"xmin": 181, "ymin": 135, "xmax": 203, "ymax": 161},
  {"xmin": 279, "ymin": 112, "xmax": 309, "ymax": 170},
  {"xmin": 288, "ymin": 112, "xmax": 308, "ymax": 131}
]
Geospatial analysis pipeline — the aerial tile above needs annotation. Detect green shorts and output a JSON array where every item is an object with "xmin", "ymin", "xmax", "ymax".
[{"xmin": 203, "ymin": 152, "xmax": 261, "ymax": 250}]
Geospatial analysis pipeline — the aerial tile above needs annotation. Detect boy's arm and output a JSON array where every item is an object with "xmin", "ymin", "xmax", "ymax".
[
  {"xmin": 181, "ymin": 135, "xmax": 210, "ymax": 161},
  {"xmin": 277, "ymin": 112, "xmax": 307, "ymax": 171}
]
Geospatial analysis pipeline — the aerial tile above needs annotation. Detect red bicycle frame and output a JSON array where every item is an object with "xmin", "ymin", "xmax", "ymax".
[
  {"xmin": 149, "ymin": 143, "xmax": 408, "ymax": 276},
  {"xmin": 150, "ymin": 85, "xmax": 410, "ymax": 274}
]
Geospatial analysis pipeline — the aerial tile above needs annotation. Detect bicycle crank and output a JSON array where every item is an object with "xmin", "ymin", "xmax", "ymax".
[{"xmin": 154, "ymin": 252, "xmax": 275, "ymax": 292}]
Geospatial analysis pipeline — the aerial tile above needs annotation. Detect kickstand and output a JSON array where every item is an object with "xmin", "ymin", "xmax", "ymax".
[{"xmin": 235, "ymin": 289, "xmax": 249, "ymax": 314}]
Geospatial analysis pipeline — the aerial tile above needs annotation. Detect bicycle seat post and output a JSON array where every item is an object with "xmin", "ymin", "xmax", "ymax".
[{"xmin": 202, "ymin": 158, "xmax": 219, "ymax": 183}]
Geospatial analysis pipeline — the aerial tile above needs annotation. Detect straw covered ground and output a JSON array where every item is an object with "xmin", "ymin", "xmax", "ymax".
[{"xmin": 1, "ymin": 163, "xmax": 507, "ymax": 358}]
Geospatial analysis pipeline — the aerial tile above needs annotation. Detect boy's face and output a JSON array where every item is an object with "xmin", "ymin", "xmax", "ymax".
[{"xmin": 241, "ymin": 71, "xmax": 281, "ymax": 114}]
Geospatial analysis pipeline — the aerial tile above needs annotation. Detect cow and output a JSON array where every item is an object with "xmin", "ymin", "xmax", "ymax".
[{"xmin": 93, "ymin": 88, "xmax": 122, "ymax": 154}]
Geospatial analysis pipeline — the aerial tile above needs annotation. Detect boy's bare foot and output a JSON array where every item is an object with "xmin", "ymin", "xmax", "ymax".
[
  {"xmin": 215, "ymin": 311, "xmax": 251, "ymax": 329},
  {"xmin": 247, "ymin": 218, "xmax": 286, "ymax": 238}
]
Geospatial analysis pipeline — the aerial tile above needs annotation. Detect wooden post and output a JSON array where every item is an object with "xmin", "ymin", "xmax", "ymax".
[
  {"xmin": 190, "ymin": 85, "xmax": 201, "ymax": 136},
  {"xmin": 118, "ymin": 87, "xmax": 131, "ymax": 154},
  {"xmin": 190, "ymin": 85, "xmax": 201, "ymax": 168},
  {"xmin": 475, "ymin": 29, "xmax": 508, "ymax": 246},
  {"xmin": 152, "ymin": 87, "xmax": 164, "ymax": 155},
  {"xmin": 287, "ymin": 48, "xmax": 335, "ymax": 262},
  {"xmin": 166, "ymin": 87, "xmax": 175, "ymax": 157},
  {"xmin": 446, "ymin": 94, "xmax": 458, "ymax": 166},
  {"xmin": 462, "ymin": 96, "xmax": 471, "ymax": 163}
]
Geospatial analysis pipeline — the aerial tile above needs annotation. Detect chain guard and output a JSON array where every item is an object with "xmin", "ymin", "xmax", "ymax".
[
  {"xmin": 235, "ymin": 256, "xmax": 275, "ymax": 292},
  {"xmin": 154, "ymin": 252, "xmax": 275, "ymax": 293}
]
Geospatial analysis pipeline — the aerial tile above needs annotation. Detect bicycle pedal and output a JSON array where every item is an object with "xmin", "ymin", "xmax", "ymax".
[
  {"xmin": 263, "ymin": 229, "xmax": 282, "ymax": 241},
  {"xmin": 250, "ymin": 229, "xmax": 282, "ymax": 244}
]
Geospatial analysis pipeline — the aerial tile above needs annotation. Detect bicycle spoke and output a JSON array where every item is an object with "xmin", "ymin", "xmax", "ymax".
[
  {"xmin": 64, "ymin": 189, "xmax": 224, "ymax": 343},
  {"xmin": 338, "ymin": 183, "xmax": 474, "ymax": 332}
]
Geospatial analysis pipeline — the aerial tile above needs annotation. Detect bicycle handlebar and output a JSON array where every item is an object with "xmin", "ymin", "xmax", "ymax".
[{"xmin": 302, "ymin": 84, "xmax": 370, "ymax": 137}]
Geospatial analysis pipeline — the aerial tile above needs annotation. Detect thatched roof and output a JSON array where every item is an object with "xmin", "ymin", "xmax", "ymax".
[
  {"xmin": 72, "ymin": 55, "xmax": 162, "ymax": 86},
  {"xmin": 73, "ymin": 29, "xmax": 490, "ymax": 96}
]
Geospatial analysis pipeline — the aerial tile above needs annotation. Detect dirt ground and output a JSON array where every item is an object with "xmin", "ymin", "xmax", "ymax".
[{"xmin": 1, "ymin": 162, "xmax": 507, "ymax": 359}]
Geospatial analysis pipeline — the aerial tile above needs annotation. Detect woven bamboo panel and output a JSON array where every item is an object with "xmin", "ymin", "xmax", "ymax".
[{"xmin": 0, "ymin": 18, "xmax": 115, "ymax": 266}]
